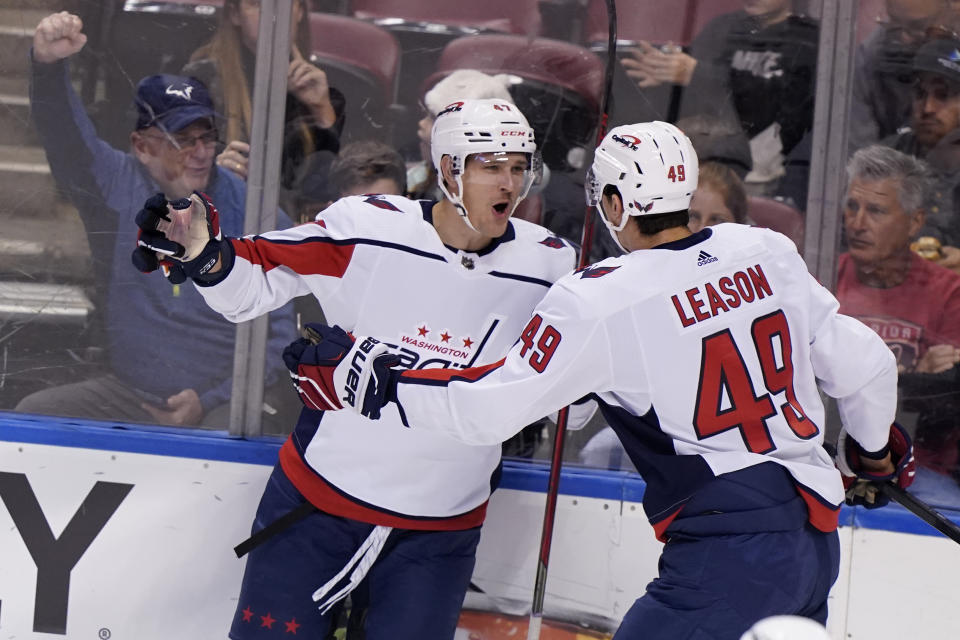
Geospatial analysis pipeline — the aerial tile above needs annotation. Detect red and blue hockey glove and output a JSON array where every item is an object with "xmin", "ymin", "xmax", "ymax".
[
  {"xmin": 131, "ymin": 191, "xmax": 231, "ymax": 284},
  {"xmin": 282, "ymin": 323, "xmax": 401, "ymax": 419},
  {"xmin": 835, "ymin": 423, "xmax": 916, "ymax": 508}
]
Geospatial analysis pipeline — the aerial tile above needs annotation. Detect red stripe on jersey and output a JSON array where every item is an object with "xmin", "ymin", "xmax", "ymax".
[
  {"xmin": 230, "ymin": 236, "xmax": 354, "ymax": 276},
  {"xmin": 278, "ymin": 439, "xmax": 487, "ymax": 530},
  {"xmin": 651, "ymin": 505, "xmax": 684, "ymax": 542},
  {"xmin": 795, "ymin": 484, "xmax": 840, "ymax": 532},
  {"xmin": 402, "ymin": 358, "xmax": 506, "ymax": 383}
]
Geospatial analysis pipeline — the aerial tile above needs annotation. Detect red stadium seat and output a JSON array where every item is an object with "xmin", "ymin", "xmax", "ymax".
[
  {"xmin": 350, "ymin": 0, "xmax": 541, "ymax": 35},
  {"xmin": 584, "ymin": 0, "xmax": 741, "ymax": 47},
  {"xmin": 747, "ymin": 196, "xmax": 805, "ymax": 249},
  {"xmin": 308, "ymin": 12, "xmax": 400, "ymax": 141},
  {"xmin": 422, "ymin": 34, "xmax": 604, "ymax": 171},
  {"xmin": 424, "ymin": 35, "xmax": 604, "ymax": 114}
]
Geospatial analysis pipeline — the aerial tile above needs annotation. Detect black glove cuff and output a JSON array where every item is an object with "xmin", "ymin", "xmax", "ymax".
[
  {"xmin": 857, "ymin": 442, "xmax": 891, "ymax": 461},
  {"xmin": 191, "ymin": 238, "xmax": 235, "ymax": 286}
]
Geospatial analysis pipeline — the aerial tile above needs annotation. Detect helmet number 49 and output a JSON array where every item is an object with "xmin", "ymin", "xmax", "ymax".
[{"xmin": 667, "ymin": 165, "xmax": 686, "ymax": 182}]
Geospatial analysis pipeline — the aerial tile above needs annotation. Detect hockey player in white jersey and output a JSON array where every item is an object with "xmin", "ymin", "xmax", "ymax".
[
  {"xmin": 130, "ymin": 99, "xmax": 576, "ymax": 639},
  {"xmin": 306, "ymin": 121, "xmax": 916, "ymax": 638}
]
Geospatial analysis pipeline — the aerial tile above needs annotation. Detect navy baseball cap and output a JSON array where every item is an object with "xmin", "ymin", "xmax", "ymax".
[
  {"xmin": 134, "ymin": 74, "xmax": 216, "ymax": 132},
  {"xmin": 913, "ymin": 37, "xmax": 960, "ymax": 84}
]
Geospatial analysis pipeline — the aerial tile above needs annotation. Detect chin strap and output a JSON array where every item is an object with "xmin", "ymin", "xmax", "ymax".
[
  {"xmin": 598, "ymin": 201, "xmax": 629, "ymax": 254},
  {"xmin": 439, "ymin": 173, "xmax": 481, "ymax": 233}
]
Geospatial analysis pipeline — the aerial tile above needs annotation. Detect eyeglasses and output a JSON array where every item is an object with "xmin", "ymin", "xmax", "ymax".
[{"xmin": 141, "ymin": 128, "xmax": 218, "ymax": 151}]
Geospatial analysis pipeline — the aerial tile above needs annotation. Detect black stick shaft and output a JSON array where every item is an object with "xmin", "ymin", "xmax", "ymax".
[{"xmin": 880, "ymin": 482, "xmax": 960, "ymax": 543}]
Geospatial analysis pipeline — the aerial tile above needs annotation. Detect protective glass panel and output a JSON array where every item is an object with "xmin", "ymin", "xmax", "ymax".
[{"xmin": 842, "ymin": 0, "xmax": 960, "ymax": 511}]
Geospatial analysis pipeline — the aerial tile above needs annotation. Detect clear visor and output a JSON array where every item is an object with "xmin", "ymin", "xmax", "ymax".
[{"xmin": 464, "ymin": 151, "xmax": 539, "ymax": 196}]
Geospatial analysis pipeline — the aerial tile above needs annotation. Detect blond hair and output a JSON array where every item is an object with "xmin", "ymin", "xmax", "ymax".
[{"xmin": 191, "ymin": 0, "xmax": 314, "ymax": 150}]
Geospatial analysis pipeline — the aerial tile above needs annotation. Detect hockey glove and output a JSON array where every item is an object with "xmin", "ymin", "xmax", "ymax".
[
  {"xmin": 835, "ymin": 423, "xmax": 916, "ymax": 508},
  {"xmin": 282, "ymin": 323, "xmax": 401, "ymax": 419},
  {"xmin": 131, "ymin": 191, "xmax": 231, "ymax": 284}
]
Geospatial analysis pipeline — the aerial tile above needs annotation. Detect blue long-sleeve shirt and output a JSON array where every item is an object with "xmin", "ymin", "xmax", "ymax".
[{"xmin": 29, "ymin": 56, "xmax": 297, "ymax": 412}]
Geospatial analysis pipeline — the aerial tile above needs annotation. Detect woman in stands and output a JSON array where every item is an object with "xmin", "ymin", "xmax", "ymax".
[
  {"xmin": 688, "ymin": 161, "xmax": 749, "ymax": 232},
  {"xmin": 184, "ymin": 0, "xmax": 345, "ymax": 220}
]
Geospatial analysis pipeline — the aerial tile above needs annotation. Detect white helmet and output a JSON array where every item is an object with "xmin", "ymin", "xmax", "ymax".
[
  {"xmin": 431, "ymin": 98, "xmax": 539, "ymax": 230},
  {"xmin": 740, "ymin": 616, "xmax": 832, "ymax": 640},
  {"xmin": 587, "ymin": 121, "xmax": 698, "ymax": 250}
]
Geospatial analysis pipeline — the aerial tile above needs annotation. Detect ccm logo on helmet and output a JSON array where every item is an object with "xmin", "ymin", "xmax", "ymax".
[
  {"xmin": 612, "ymin": 134, "xmax": 641, "ymax": 150},
  {"xmin": 501, "ymin": 130, "xmax": 527, "ymax": 136},
  {"xmin": 437, "ymin": 101, "xmax": 465, "ymax": 117}
]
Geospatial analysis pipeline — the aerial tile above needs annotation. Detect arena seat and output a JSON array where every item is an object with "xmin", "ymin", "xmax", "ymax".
[
  {"xmin": 350, "ymin": 0, "xmax": 541, "ymax": 35},
  {"xmin": 308, "ymin": 12, "xmax": 401, "ymax": 142},
  {"xmin": 349, "ymin": 0, "xmax": 544, "ymax": 120},
  {"xmin": 422, "ymin": 34, "xmax": 604, "ymax": 172},
  {"xmin": 747, "ymin": 196, "xmax": 805, "ymax": 250}
]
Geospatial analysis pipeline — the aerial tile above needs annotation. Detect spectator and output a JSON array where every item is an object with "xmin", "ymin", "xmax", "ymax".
[
  {"xmin": 295, "ymin": 140, "xmax": 407, "ymax": 219},
  {"xmin": 408, "ymin": 69, "xmax": 514, "ymax": 200},
  {"xmin": 850, "ymin": 0, "xmax": 954, "ymax": 151},
  {"xmin": 622, "ymin": 0, "xmax": 818, "ymax": 201},
  {"xmin": 20, "ymin": 11, "xmax": 296, "ymax": 430},
  {"xmin": 183, "ymin": 0, "xmax": 345, "ymax": 216},
  {"xmin": 688, "ymin": 161, "xmax": 749, "ymax": 232},
  {"xmin": 836, "ymin": 144, "xmax": 960, "ymax": 504},
  {"xmin": 884, "ymin": 35, "xmax": 960, "ymax": 267},
  {"xmin": 329, "ymin": 140, "xmax": 407, "ymax": 200}
]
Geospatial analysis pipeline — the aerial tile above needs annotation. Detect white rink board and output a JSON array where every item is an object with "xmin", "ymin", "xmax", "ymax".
[
  {"xmin": 0, "ymin": 439, "xmax": 270, "ymax": 639},
  {"xmin": 1, "ymin": 418, "xmax": 959, "ymax": 639}
]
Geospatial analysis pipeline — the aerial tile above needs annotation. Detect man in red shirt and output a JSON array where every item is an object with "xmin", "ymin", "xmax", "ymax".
[{"xmin": 837, "ymin": 144, "xmax": 960, "ymax": 503}]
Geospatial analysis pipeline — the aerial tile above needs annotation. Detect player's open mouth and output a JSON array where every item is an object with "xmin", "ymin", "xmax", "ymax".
[{"xmin": 493, "ymin": 202, "xmax": 509, "ymax": 214}]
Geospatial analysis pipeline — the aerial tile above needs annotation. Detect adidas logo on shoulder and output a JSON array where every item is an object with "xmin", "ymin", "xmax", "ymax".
[{"xmin": 697, "ymin": 250, "xmax": 718, "ymax": 266}]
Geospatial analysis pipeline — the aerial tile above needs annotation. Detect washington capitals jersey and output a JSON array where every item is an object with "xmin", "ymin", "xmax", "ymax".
[
  {"xmin": 393, "ymin": 224, "xmax": 898, "ymax": 539},
  {"xmin": 197, "ymin": 194, "xmax": 576, "ymax": 528}
]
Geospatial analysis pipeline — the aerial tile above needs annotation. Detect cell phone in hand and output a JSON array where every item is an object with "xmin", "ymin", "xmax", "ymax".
[{"xmin": 131, "ymin": 386, "xmax": 169, "ymax": 409}]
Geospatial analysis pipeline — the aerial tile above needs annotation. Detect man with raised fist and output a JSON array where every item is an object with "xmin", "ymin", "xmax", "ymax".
[{"xmin": 16, "ymin": 11, "xmax": 295, "ymax": 429}]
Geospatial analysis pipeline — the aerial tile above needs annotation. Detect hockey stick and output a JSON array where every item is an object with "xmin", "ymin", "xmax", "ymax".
[
  {"xmin": 526, "ymin": 2, "xmax": 617, "ymax": 639},
  {"xmin": 879, "ymin": 482, "xmax": 960, "ymax": 544}
]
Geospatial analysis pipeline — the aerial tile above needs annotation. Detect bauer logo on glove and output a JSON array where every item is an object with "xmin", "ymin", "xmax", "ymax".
[
  {"xmin": 131, "ymin": 191, "xmax": 232, "ymax": 285},
  {"xmin": 283, "ymin": 323, "xmax": 402, "ymax": 419}
]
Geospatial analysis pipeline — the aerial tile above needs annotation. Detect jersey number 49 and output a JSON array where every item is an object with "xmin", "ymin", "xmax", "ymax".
[{"xmin": 693, "ymin": 309, "xmax": 818, "ymax": 454}]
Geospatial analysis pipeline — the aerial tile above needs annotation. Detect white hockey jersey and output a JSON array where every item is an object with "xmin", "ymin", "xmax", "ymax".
[
  {"xmin": 198, "ymin": 194, "xmax": 576, "ymax": 529},
  {"xmin": 393, "ymin": 224, "xmax": 898, "ymax": 539}
]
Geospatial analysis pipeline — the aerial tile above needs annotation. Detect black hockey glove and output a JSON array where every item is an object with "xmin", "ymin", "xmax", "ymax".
[
  {"xmin": 131, "ymin": 191, "xmax": 232, "ymax": 285},
  {"xmin": 834, "ymin": 423, "xmax": 916, "ymax": 508},
  {"xmin": 282, "ymin": 323, "xmax": 401, "ymax": 419}
]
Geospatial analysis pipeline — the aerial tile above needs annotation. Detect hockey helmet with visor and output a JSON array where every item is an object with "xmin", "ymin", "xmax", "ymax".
[
  {"xmin": 587, "ymin": 121, "xmax": 698, "ymax": 250},
  {"xmin": 431, "ymin": 98, "xmax": 540, "ymax": 231}
]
